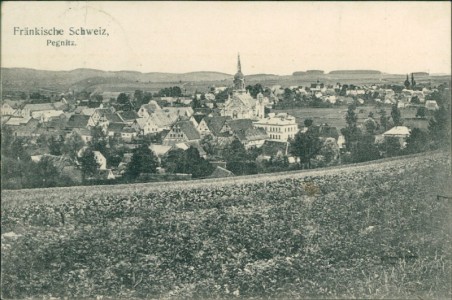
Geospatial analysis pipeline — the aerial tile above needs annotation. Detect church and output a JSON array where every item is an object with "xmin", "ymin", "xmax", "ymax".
[{"xmin": 221, "ymin": 54, "xmax": 265, "ymax": 120}]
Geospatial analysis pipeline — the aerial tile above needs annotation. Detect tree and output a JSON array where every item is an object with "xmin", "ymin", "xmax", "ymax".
[
  {"xmin": 289, "ymin": 128, "xmax": 321, "ymax": 169},
  {"xmin": 363, "ymin": 117, "xmax": 378, "ymax": 135},
  {"xmin": 428, "ymin": 106, "xmax": 450, "ymax": 147},
  {"xmin": 351, "ymin": 134, "xmax": 380, "ymax": 163},
  {"xmin": 246, "ymin": 84, "xmax": 264, "ymax": 98},
  {"xmin": 405, "ymin": 128, "xmax": 428, "ymax": 154},
  {"xmin": 28, "ymin": 157, "xmax": 61, "ymax": 188},
  {"xmin": 379, "ymin": 109, "xmax": 389, "ymax": 131},
  {"xmin": 184, "ymin": 146, "xmax": 214, "ymax": 178},
  {"xmin": 200, "ymin": 134, "xmax": 217, "ymax": 156},
  {"xmin": 89, "ymin": 126, "xmax": 108, "ymax": 154},
  {"xmin": 415, "ymin": 106, "xmax": 427, "ymax": 119},
  {"xmin": 342, "ymin": 104, "xmax": 361, "ymax": 150},
  {"xmin": 319, "ymin": 137, "xmax": 340, "ymax": 164},
  {"xmin": 125, "ymin": 144, "xmax": 158, "ymax": 179},
  {"xmin": 1, "ymin": 126, "xmax": 14, "ymax": 157},
  {"xmin": 63, "ymin": 132, "xmax": 85, "ymax": 160},
  {"xmin": 79, "ymin": 148, "xmax": 99, "ymax": 181},
  {"xmin": 304, "ymin": 118, "xmax": 314, "ymax": 128},
  {"xmin": 380, "ymin": 136, "xmax": 402, "ymax": 157},
  {"xmin": 117, "ymin": 93, "xmax": 132, "ymax": 111},
  {"xmin": 48, "ymin": 135, "xmax": 64, "ymax": 156},
  {"xmin": 404, "ymin": 74, "xmax": 410, "ymax": 89},
  {"xmin": 391, "ymin": 104, "xmax": 402, "ymax": 126},
  {"xmin": 223, "ymin": 138, "xmax": 251, "ymax": 175},
  {"xmin": 162, "ymin": 148, "xmax": 185, "ymax": 174}
]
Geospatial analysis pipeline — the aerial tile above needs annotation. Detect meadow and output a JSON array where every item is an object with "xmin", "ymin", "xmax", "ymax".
[{"xmin": 1, "ymin": 151, "xmax": 451, "ymax": 299}]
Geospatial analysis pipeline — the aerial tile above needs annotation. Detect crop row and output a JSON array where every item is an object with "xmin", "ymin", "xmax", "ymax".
[{"xmin": 1, "ymin": 151, "xmax": 451, "ymax": 299}]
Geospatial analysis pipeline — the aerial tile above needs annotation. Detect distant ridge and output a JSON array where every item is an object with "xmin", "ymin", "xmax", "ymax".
[{"xmin": 328, "ymin": 70, "xmax": 381, "ymax": 75}]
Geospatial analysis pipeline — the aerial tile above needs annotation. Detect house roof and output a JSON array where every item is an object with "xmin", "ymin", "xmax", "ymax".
[
  {"xmin": 204, "ymin": 116, "xmax": 232, "ymax": 136},
  {"xmin": 210, "ymin": 166, "xmax": 234, "ymax": 178},
  {"xmin": 176, "ymin": 120, "xmax": 201, "ymax": 140},
  {"xmin": 149, "ymin": 144, "xmax": 172, "ymax": 156},
  {"xmin": 121, "ymin": 127, "xmax": 136, "ymax": 134},
  {"xmin": 66, "ymin": 114, "xmax": 90, "ymax": 129},
  {"xmin": 319, "ymin": 125, "xmax": 339, "ymax": 139},
  {"xmin": 383, "ymin": 126, "xmax": 410, "ymax": 136},
  {"xmin": 235, "ymin": 127, "xmax": 268, "ymax": 142},
  {"xmin": 261, "ymin": 140, "xmax": 289, "ymax": 156},
  {"xmin": 117, "ymin": 110, "xmax": 139, "ymax": 122},
  {"xmin": 192, "ymin": 113, "xmax": 207, "ymax": 125},
  {"xmin": 107, "ymin": 123, "xmax": 126, "ymax": 133},
  {"xmin": 23, "ymin": 103, "xmax": 55, "ymax": 111},
  {"xmin": 226, "ymin": 119, "xmax": 254, "ymax": 133},
  {"xmin": 5, "ymin": 116, "xmax": 32, "ymax": 126},
  {"xmin": 2, "ymin": 99, "xmax": 24, "ymax": 109},
  {"xmin": 231, "ymin": 93, "xmax": 256, "ymax": 108}
]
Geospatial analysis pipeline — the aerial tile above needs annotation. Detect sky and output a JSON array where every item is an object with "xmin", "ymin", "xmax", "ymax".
[{"xmin": 1, "ymin": 1, "xmax": 451, "ymax": 75}]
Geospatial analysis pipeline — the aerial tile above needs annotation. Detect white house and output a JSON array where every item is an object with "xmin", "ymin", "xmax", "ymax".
[
  {"xmin": 383, "ymin": 126, "xmax": 411, "ymax": 148},
  {"xmin": 253, "ymin": 113, "xmax": 298, "ymax": 141}
]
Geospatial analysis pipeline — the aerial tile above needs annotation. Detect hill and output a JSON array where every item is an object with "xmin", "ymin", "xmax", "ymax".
[
  {"xmin": 2, "ymin": 151, "xmax": 451, "ymax": 299},
  {"xmin": 328, "ymin": 70, "xmax": 381, "ymax": 75},
  {"xmin": 1, "ymin": 68, "xmax": 233, "ymax": 93}
]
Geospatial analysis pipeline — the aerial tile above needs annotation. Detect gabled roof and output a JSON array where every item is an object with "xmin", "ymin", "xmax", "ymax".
[
  {"xmin": 226, "ymin": 119, "xmax": 254, "ymax": 133},
  {"xmin": 209, "ymin": 166, "xmax": 234, "ymax": 178},
  {"xmin": 231, "ymin": 93, "xmax": 256, "ymax": 108},
  {"xmin": 383, "ymin": 126, "xmax": 410, "ymax": 136},
  {"xmin": 66, "ymin": 114, "xmax": 90, "ymax": 129},
  {"xmin": 204, "ymin": 116, "xmax": 232, "ymax": 136},
  {"xmin": 149, "ymin": 144, "xmax": 172, "ymax": 157},
  {"xmin": 235, "ymin": 127, "xmax": 267, "ymax": 142},
  {"xmin": 103, "ymin": 112, "xmax": 123, "ymax": 123},
  {"xmin": 192, "ymin": 113, "xmax": 207, "ymax": 125},
  {"xmin": 121, "ymin": 127, "xmax": 136, "ymax": 134},
  {"xmin": 5, "ymin": 116, "xmax": 32, "ymax": 126},
  {"xmin": 23, "ymin": 103, "xmax": 55, "ymax": 111},
  {"xmin": 261, "ymin": 140, "xmax": 289, "ymax": 156},
  {"xmin": 173, "ymin": 120, "xmax": 201, "ymax": 140},
  {"xmin": 2, "ymin": 100, "xmax": 24, "ymax": 109},
  {"xmin": 117, "ymin": 110, "xmax": 139, "ymax": 122},
  {"xmin": 107, "ymin": 123, "xmax": 126, "ymax": 133}
]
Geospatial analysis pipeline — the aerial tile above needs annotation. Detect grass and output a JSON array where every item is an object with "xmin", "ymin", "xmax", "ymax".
[{"xmin": 1, "ymin": 151, "xmax": 451, "ymax": 299}]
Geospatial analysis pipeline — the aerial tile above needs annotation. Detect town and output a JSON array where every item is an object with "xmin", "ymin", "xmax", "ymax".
[{"xmin": 1, "ymin": 56, "xmax": 450, "ymax": 189}]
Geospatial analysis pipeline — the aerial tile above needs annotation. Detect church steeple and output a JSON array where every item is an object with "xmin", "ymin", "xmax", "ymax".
[
  {"xmin": 233, "ymin": 53, "xmax": 245, "ymax": 92},
  {"xmin": 237, "ymin": 53, "xmax": 242, "ymax": 73}
]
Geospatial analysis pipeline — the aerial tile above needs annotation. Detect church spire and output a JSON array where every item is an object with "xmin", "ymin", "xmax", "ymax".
[{"xmin": 237, "ymin": 53, "xmax": 241, "ymax": 72}]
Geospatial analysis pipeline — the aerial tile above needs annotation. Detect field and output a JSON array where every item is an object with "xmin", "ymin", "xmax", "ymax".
[
  {"xmin": 1, "ymin": 151, "xmax": 451, "ymax": 299},
  {"xmin": 275, "ymin": 106, "xmax": 425, "ymax": 129}
]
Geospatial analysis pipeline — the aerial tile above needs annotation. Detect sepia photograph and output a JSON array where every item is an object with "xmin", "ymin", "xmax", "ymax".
[{"xmin": 1, "ymin": 1, "xmax": 451, "ymax": 299}]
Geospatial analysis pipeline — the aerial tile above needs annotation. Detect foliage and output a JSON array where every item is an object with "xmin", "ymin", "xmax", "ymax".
[
  {"xmin": 125, "ymin": 143, "xmax": 158, "ymax": 179},
  {"xmin": 1, "ymin": 152, "xmax": 450, "ymax": 299},
  {"xmin": 246, "ymin": 84, "xmax": 264, "ymax": 98},
  {"xmin": 117, "ymin": 93, "xmax": 133, "ymax": 111},
  {"xmin": 79, "ymin": 148, "xmax": 99, "ymax": 181},
  {"xmin": 289, "ymin": 128, "xmax": 321, "ymax": 169},
  {"xmin": 391, "ymin": 104, "xmax": 402, "ymax": 126},
  {"xmin": 416, "ymin": 106, "xmax": 427, "ymax": 118},
  {"xmin": 351, "ymin": 134, "xmax": 381, "ymax": 163},
  {"xmin": 428, "ymin": 106, "xmax": 450, "ymax": 148},
  {"xmin": 158, "ymin": 86, "xmax": 182, "ymax": 97},
  {"xmin": 380, "ymin": 136, "xmax": 402, "ymax": 157},
  {"xmin": 404, "ymin": 128, "xmax": 429, "ymax": 154}
]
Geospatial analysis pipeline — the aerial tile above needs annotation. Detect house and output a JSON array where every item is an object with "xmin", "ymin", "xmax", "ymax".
[
  {"xmin": 383, "ymin": 126, "xmax": 411, "ymax": 148},
  {"xmin": 40, "ymin": 110, "xmax": 65, "ymax": 123},
  {"xmin": 107, "ymin": 123, "xmax": 126, "ymax": 137},
  {"xmin": 253, "ymin": 113, "xmax": 298, "ymax": 141},
  {"xmin": 117, "ymin": 110, "xmax": 139, "ymax": 125},
  {"xmin": 425, "ymin": 100, "xmax": 439, "ymax": 110},
  {"xmin": 189, "ymin": 113, "xmax": 207, "ymax": 127},
  {"xmin": 162, "ymin": 120, "xmax": 201, "ymax": 146},
  {"xmin": 197, "ymin": 116, "xmax": 232, "ymax": 137},
  {"xmin": 72, "ymin": 128, "xmax": 93, "ymax": 143},
  {"xmin": 234, "ymin": 127, "xmax": 268, "ymax": 149},
  {"xmin": 1, "ymin": 100, "xmax": 23, "ymax": 116},
  {"xmin": 121, "ymin": 127, "xmax": 138, "ymax": 142},
  {"xmin": 6, "ymin": 118, "xmax": 40, "ymax": 137},
  {"xmin": 66, "ymin": 114, "xmax": 90, "ymax": 131},
  {"xmin": 137, "ymin": 101, "xmax": 162, "ymax": 118},
  {"xmin": 87, "ymin": 108, "xmax": 118, "ymax": 128},
  {"xmin": 93, "ymin": 151, "xmax": 107, "ymax": 169},
  {"xmin": 149, "ymin": 107, "xmax": 194, "ymax": 130},
  {"xmin": 132, "ymin": 117, "xmax": 162, "ymax": 135},
  {"xmin": 22, "ymin": 103, "xmax": 56, "ymax": 118}
]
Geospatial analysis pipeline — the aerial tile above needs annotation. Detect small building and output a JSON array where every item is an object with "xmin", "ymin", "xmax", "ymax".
[
  {"xmin": 209, "ymin": 166, "xmax": 234, "ymax": 178},
  {"xmin": 425, "ymin": 100, "xmax": 439, "ymax": 111},
  {"xmin": 382, "ymin": 126, "xmax": 411, "ymax": 148}
]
